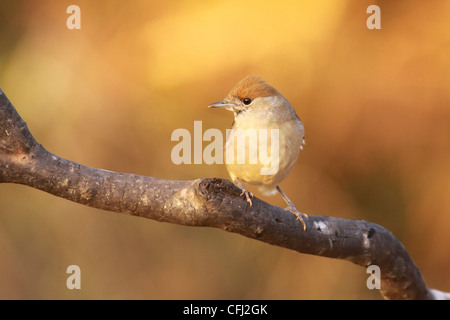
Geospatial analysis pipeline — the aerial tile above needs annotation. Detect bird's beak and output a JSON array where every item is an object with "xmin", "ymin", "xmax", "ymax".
[{"xmin": 208, "ymin": 100, "xmax": 235, "ymax": 109}]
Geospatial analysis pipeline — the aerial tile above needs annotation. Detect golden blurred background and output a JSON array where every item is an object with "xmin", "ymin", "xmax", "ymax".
[{"xmin": 0, "ymin": 0, "xmax": 449, "ymax": 299}]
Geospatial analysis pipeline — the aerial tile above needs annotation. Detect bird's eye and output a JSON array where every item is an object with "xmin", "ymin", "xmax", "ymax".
[{"xmin": 243, "ymin": 98, "xmax": 252, "ymax": 105}]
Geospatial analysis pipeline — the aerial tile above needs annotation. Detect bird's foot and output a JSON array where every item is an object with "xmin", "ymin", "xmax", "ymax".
[
  {"xmin": 285, "ymin": 203, "xmax": 309, "ymax": 231},
  {"xmin": 234, "ymin": 179, "xmax": 254, "ymax": 207},
  {"xmin": 239, "ymin": 187, "xmax": 253, "ymax": 207}
]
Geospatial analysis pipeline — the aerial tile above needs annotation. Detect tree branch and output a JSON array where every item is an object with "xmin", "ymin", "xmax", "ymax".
[{"xmin": 0, "ymin": 89, "xmax": 445, "ymax": 299}]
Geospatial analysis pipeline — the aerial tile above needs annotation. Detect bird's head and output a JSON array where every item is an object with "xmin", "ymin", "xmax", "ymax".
[{"xmin": 208, "ymin": 75, "xmax": 285, "ymax": 117}]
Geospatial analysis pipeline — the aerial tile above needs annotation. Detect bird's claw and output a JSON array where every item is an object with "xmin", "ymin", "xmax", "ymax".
[
  {"xmin": 285, "ymin": 204, "xmax": 309, "ymax": 231},
  {"xmin": 234, "ymin": 179, "xmax": 254, "ymax": 207},
  {"xmin": 240, "ymin": 189, "xmax": 254, "ymax": 207}
]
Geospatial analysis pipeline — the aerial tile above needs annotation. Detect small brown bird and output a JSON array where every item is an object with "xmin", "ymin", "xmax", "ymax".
[{"xmin": 209, "ymin": 75, "xmax": 309, "ymax": 230}]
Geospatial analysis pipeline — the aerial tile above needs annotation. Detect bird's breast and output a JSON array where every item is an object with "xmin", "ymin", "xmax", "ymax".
[{"xmin": 225, "ymin": 117, "xmax": 304, "ymax": 188}]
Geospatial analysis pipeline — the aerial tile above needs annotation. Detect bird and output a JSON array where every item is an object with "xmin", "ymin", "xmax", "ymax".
[{"xmin": 209, "ymin": 75, "xmax": 309, "ymax": 230}]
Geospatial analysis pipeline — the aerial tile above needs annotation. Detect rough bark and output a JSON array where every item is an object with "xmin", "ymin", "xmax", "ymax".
[{"xmin": 0, "ymin": 88, "xmax": 446, "ymax": 299}]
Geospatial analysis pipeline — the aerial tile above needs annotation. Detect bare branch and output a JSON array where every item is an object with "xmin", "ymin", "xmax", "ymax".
[{"xmin": 0, "ymin": 89, "xmax": 444, "ymax": 299}]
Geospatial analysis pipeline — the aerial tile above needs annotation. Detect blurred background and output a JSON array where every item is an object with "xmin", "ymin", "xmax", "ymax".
[{"xmin": 0, "ymin": 0, "xmax": 449, "ymax": 299}]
